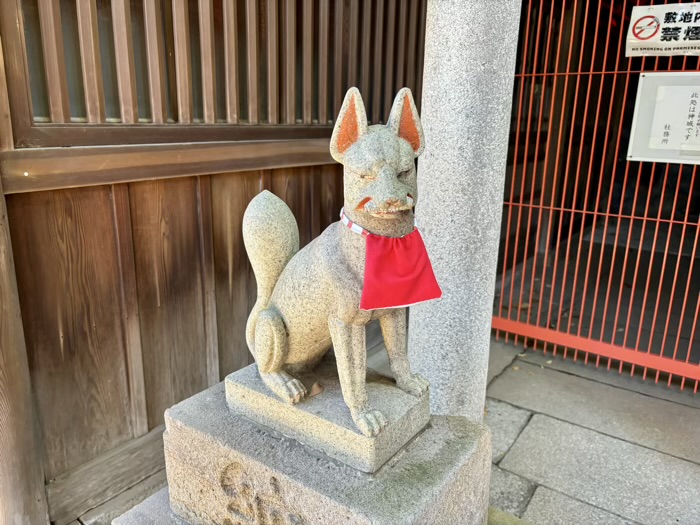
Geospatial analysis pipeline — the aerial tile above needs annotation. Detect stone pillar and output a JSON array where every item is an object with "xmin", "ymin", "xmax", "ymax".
[{"xmin": 409, "ymin": 0, "xmax": 522, "ymax": 421}]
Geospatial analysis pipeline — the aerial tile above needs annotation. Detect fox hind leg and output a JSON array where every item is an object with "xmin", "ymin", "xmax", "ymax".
[{"xmin": 254, "ymin": 308, "xmax": 307, "ymax": 404}]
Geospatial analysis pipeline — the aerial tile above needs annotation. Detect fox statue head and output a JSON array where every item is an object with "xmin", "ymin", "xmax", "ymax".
[{"xmin": 330, "ymin": 87, "xmax": 425, "ymax": 237}]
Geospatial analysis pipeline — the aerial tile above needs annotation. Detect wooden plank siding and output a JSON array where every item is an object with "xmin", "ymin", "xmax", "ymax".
[
  {"xmin": 8, "ymin": 187, "xmax": 136, "ymax": 480},
  {"xmin": 4, "ymin": 164, "xmax": 343, "ymax": 521},
  {"xmin": 0, "ymin": 1, "xmax": 425, "ymax": 522},
  {"xmin": 129, "ymin": 178, "xmax": 210, "ymax": 428}
]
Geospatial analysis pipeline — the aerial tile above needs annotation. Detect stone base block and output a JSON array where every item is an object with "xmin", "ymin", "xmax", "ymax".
[
  {"xmin": 156, "ymin": 383, "xmax": 491, "ymax": 525},
  {"xmin": 225, "ymin": 358, "xmax": 430, "ymax": 472}
]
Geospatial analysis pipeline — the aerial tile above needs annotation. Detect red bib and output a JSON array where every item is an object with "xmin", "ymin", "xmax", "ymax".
[{"xmin": 340, "ymin": 209, "xmax": 442, "ymax": 311}]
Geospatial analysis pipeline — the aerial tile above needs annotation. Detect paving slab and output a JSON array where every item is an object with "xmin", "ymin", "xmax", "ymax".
[
  {"xmin": 522, "ymin": 487, "xmax": 639, "ymax": 525},
  {"xmin": 489, "ymin": 466, "xmax": 535, "ymax": 518},
  {"xmin": 488, "ymin": 339, "xmax": 520, "ymax": 385},
  {"xmin": 112, "ymin": 489, "xmax": 187, "ymax": 525},
  {"xmin": 367, "ymin": 346, "xmax": 392, "ymax": 377},
  {"xmin": 484, "ymin": 399, "xmax": 531, "ymax": 462},
  {"xmin": 517, "ymin": 349, "xmax": 700, "ymax": 410},
  {"xmin": 500, "ymin": 415, "xmax": 700, "ymax": 525},
  {"xmin": 488, "ymin": 361, "xmax": 700, "ymax": 464}
]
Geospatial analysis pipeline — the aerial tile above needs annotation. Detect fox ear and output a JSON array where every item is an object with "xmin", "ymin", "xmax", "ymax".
[
  {"xmin": 387, "ymin": 88, "xmax": 424, "ymax": 157},
  {"xmin": 330, "ymin": 87, "xmax": 368, "ymax": 162}
]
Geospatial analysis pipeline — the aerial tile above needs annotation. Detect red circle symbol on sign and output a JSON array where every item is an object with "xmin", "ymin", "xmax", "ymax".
[{"xmin": 632, "ymin": 15, "xmax": 660, "ymax": 40}]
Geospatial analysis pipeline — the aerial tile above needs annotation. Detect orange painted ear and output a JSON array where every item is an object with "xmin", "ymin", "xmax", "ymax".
[
  {"xmin": 387, "ymin": 88, "xmax": 425, "ymax": 156},
  {"xmin": 330, "ymin": 87, "xmax": 368, "ymax": 162}
]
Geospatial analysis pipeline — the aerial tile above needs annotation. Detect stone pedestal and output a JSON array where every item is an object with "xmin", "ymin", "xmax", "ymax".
[
  {"xmin": 115, "ymin": 382, "xmax": 491, "ymax": 525},
  {"xmin": 225, "ymin": 359, "xmax": 430, "ymax": 473}
]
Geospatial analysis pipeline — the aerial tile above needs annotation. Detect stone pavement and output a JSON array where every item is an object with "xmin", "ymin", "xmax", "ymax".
[{"xmin": 485, "ymin": 338, "xmax": 700, "ymax": 525}]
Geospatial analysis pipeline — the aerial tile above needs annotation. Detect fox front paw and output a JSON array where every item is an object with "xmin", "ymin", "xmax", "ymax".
[
  {"xmin": 396, "ymin": 373, "xmax": 429, "ymax": 397},
  {"xmin": 351, "ymin": 408, "xmax": 388, "ymax": 437},
  {"xmin": 260, "ymin": 372, "xmax": 308, "ymax": 404}
]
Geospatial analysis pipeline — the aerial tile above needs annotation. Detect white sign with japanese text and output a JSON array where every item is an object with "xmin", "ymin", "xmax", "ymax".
[
  {"xmin": 626, "ymin": 3, "xmax": 700, "ymax": 56},
  {"xmin": 628, "ymin": 72, "xmax": 700, "ymax": 165}
]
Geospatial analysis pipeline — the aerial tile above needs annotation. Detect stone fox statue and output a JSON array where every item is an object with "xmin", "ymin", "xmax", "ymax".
[{"xmin": 243, "ymin": 87, "xmax": 432, "ymax": 437}]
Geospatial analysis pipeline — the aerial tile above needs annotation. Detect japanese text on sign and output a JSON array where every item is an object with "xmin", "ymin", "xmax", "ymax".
[
  {"xmin": 626, "ymin": 3, "xmax": 700, "ymax": 56},
  {"xmin": 628, "ymin": 73, "xmax": 700, "ymax": 165}
]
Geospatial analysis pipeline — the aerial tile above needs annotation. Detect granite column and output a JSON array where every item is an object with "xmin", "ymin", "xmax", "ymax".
[{"xmin": 408, "ymin": 0, "xmax": 522, "ymax": 421}]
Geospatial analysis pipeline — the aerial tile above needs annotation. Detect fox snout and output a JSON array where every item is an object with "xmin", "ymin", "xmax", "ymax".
[{"xmin": 359, "ymin": 195, "xmax": 415, "ymax": 214}]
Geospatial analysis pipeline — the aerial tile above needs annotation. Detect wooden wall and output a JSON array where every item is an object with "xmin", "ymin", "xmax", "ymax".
[
  {"xmin": 0, "ymin": 0, "xmax": 426, "ymax": 521},
  {"xmin": 5, "ymin": 165, "xmax": 343, "ymax": 522}
]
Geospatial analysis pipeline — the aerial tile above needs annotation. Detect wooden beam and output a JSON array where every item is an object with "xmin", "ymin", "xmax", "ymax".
[
  {"xmin": 1, "ymin": 139, "xmax": 334, "ymax": 194},
  {"xmin": 172, "ymin": 0, "xmax": 193, "ymax": 123},
  {"xmin": 395, "ymin": 0, "xmax": 408, "ymax": 89},
  {"xmin": 77, "ymin": 469, "xmax": 167, "ymax": 524},
  {"xmin": 16, "ymin": 122, "xmax": 332, "ymax": 148},
  {"xmin": 332, "ymin": 0, "xmax": 344, "ymax": 116},
  {"xmin": 144, "ymin": 0, "xmax": 168, "ymax": 123},
  {"xmin": 76, "ymin": 0, "xmax": 105, "ymax": 123},
  {"xmin": 245, "ymin": 0, "xmax": 259, "ymax": 123},
  {"xmin": 348, "ymin": 0, "xmax": 359, "ymax": 86},
  {"xmin": 0, "ymin": 179, "xmax": 50, "ymax": 524},
  {"xmin": 360, "ymin": 0, "xmax": 372, "ymax": 103},
  {"xmin": 112, "ymin": 0, "xmax": 138, "ymax": 123},
  {"xmin": 223, "ymin": 0, "xmax": 239, "ymax": 123},
  {"xmin": 371, "ymin": 0, "xmax": 385, "ymax": 123},
  {"xmin": 318, "ymin": 0, "xmax": 329, "ymax": 124},
  {"xmin": 37, "ymin": 0, "xmax": 71, "ymax": 122},
  {"xmin": 199, "ymin": 0, "xmax": 216, "ymax": 124},
  {"xmin": 0, "ymin": 37, "xmax": 14, "ymax": 151},
  {"xmin": 0, "ymin": 0, "xmax": 33, "ymax": 143},
  {"xmin": 283, "ymin": 0, "xmax": 296, "ymax": 124},
  {"xmin": 266, "ymin": 0, "xmax": 279, "ymax": 124},
  {"xmin": 406, "ymin": 0, "xmax": 420, "ymax": 92},
  {"xmin": 383, "ymin": 0, "xmax": 397, "ymax": 119},
  {"xmin": 46, "ymin": 425, "xmax": 165, "ymax": 525},
  {"xmin": 302, "ymin": 0, "xmax": 313, "ymax": 124}
]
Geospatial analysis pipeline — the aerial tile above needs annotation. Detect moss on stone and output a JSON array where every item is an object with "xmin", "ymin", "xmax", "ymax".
[{"xmin": 488, "ymin": 507, "xmax": 531, "ymax": 525}]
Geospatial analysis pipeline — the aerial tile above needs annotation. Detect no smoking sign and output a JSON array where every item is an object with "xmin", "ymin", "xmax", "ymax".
[
  {"xmin": 632, "ymin": 15, "xmax": 660, "ymax": 40},
  {"xmin": 626, "ymin": 3, "xmax": 700, "ymax": 57}
]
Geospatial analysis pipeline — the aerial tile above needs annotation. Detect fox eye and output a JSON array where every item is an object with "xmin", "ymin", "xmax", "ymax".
[
  {"xmin": 358, "ymin": 172, "xmax": 375, "ymax": 180},
  {"xmin": 398, "ymin": 169, "xmax": 411, "ymax": 180}
]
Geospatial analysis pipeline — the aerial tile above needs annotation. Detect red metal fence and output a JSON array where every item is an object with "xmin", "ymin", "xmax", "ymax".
[{"xmin": 493, "ymin": 0, "xmax": 700, "ymax": 391}]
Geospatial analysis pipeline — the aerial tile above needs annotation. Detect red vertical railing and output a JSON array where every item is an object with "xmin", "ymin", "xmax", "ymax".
[{"xmin": 493, "ymin": 0, "xmax": 700, "ymax": 391}]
